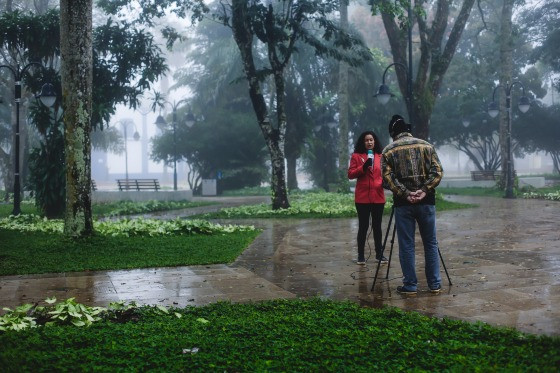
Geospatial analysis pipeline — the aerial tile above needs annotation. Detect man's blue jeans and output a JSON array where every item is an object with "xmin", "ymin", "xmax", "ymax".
[{"xmin": 394, "ymin": 204, "xmax": 441, "ymax": 291}]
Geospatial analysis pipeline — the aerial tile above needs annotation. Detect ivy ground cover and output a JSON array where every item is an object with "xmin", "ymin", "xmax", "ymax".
[
  {"xmin": 1, "ymin": 299, "xmax": 558, "ymax": 371},
  {"xmin": 200, "ymin": 192, "xmax": 472, "ymax": 219}
]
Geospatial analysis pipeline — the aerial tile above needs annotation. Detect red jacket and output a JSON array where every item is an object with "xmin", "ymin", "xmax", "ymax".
[{"xmin": 347, "ymin": 152, "xmax": 386, "ymax": 204}]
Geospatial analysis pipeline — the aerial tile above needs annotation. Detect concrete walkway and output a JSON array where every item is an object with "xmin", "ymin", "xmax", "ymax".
[{"xmin": 1, "ymin": 195, "xmax": 558, "ymax": 336}]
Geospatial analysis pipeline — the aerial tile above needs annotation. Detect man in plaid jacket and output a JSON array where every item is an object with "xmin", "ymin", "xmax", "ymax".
[{"xmin": 381, "ymin": 115, "xmax": 444, "ymax": 295}]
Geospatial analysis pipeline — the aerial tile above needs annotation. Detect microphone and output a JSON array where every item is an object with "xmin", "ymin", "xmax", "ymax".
[{"xmin": 367, "ymin": 149, "xmax": 374, "ymax": 170}]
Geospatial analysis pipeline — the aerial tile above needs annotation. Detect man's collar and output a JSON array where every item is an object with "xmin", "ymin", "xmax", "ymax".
[{"xmin": 395, "ymin": 132, "xmax": 412, "ymax": 140}]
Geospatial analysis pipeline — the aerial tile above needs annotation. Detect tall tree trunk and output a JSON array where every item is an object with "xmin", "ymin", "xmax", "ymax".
[
  {"xmin": 337, "ymin": 0, "xmax": 350, "ymax": 192},
  {"xmin": 60, "ymin": 0, "xmax": 93, "ymax": 237},
  {"xmin": 551, "ymin": 152, "xmax": 559, "ymax": 174},
  {"xmin": 286, "ymin": 155, "xmax": 297, "ymax": 190},
  {"xmin": 381, "ymin": 0, "xmax": 475, "ymax": 140},
  {"xmin": 271, "ymin": 70, "xmax": 290, "ymax": 208},
  {"xmin": 498, "ymin": 0, "xmax": 514, "ymax": 191},
  {"xmin": 230, "ymin": 0, "xmax": 289, "ymax": 209}
]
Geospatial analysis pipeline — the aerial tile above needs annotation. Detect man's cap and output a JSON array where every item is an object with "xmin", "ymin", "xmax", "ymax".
[{"xmin": 388, "ymin": 115, "xmax": 411, "ymax": 138}]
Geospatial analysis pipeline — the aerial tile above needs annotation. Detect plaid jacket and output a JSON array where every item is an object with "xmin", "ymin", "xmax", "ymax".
[{"xmin": 381, "ymin": 132, "xmax": 443, "ymax": 206}]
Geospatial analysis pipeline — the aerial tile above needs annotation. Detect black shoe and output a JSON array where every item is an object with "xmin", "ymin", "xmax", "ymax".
[
  {"xmin": 429, "ymin": 285, "xmax": 442, "ymax": 294},
  {"xmin": 376, "ymin": 255, "xmax": 388, "ymax": 264},
  {"xmin": 396, "ymin": 286, "xmax": 417, "ymax": 295}
]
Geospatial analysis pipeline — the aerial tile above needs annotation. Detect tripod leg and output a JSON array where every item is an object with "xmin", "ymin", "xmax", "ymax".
[
  {"xmin": 370, "ymin": 251, "xmax": 384, "ymax": 291},
  {"xmin": 371, "ymin": 207, "xmax": 394, "ymax": 291},
  {"xmin": 385, "ymin": 223, "xmax": 397, "ymax": 279},
  {"xmin": 438, "ymin": 247, "xmax": 452, "ymax": 286}
]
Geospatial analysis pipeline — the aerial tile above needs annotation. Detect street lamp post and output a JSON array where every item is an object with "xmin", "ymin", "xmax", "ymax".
[
  {"xmin": 0, "ymin": 62, "xmax": 56, "ymax": 215},
  {"xmin": 114, "ymin": 120, "xmax": 140, "ymax": 186},
  {"xmin": 154, "ymin": 99, "xmax": 194, "ymax": 191},
  {"xmin": 487, "ymin": 81, "xmax": 530, "ymax": 199}
]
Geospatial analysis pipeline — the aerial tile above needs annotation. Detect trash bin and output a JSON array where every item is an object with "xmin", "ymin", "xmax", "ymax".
[{"xmin": 202, "ymin": 179, "xmax": 217, "ymax": 196}]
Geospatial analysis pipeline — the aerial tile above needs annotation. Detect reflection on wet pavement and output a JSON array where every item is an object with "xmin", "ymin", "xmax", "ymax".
[
  {"xmin": 1, "ymin": 195, "xmax": 558, "ymax": 336},
  {"xmin": 232, "ymin": 196, "xmax": 560, "ymax": 335}
]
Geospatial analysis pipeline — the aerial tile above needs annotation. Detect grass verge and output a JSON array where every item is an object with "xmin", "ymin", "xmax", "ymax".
[
  {"xmin": 437, "ymin": 187, "xmax": 504, "ymax": 198},
  {"xmin": 0, "ymin": 200, "xmax": 215, "ymax": 219},
  {"xmin": 1, "ymin": 299, "xmax": 558, "ymax": 371},
  {"xmin": 0, "ymin": 202, "xmax": 39, "ymax": 217},
  {"xmin": 439, "ymin": 185, "xmax": 560, "ymax": 201},
  {"xmin": 0, "ymin": 229, "xmax": 260, "ymax": 276},
  {"xmin": 221, "ymin": 186, "xmax": 270, "ymax": 196},
  {"xmin": 92, "ymin": 200, "xmax": 215, "ymax": 217}
]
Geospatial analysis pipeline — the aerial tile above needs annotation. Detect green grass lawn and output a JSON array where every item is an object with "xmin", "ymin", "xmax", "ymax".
[
  {"xmin": 0, "ymin": 203, "xmax": 39, "ymax": 217},
  {"xmin": 0, "ymin": 229, "xmax": 260, "ymax": 276},
  {"xmin": 1, "ymin": 299, "xmax": 558, "ymax": 371},
  {"xmin": 221, "ymin": 186, "xmax": 270, "ymax": 196},
  {"xmin": 438, "ymin": 187, "xmax": 504, "ymax": 197},
  {"xmin": 439, "ymin": 185, "xmax": 560, "ymax": 200}
]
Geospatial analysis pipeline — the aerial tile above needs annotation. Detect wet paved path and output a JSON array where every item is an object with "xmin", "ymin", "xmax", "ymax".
[{"xmin": 1, "ymin": 196, "xmax": 558, "ymax": 336}]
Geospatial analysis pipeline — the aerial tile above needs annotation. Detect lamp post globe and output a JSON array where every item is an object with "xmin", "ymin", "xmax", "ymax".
[
  {"xmin": 154, "ymin": 114, "xmax": 167, "ymax": 130},
  {"xmin": 518, "ymin": 96, "xmax": 530, "ymax": 113},
  {"xmin": 375, "ymin": 84, "xmax": 392, "ymax": 105},
  {"xmin": 39, "ymin": 83, "xmax": 57, "ymax": 107},
  {"xmin": 487, "ymin": 101, "xmax": 499, "ymax": 118},
  {"xmin": 185, "ymin": 111, "xmax": 196, "ymax": 128}
]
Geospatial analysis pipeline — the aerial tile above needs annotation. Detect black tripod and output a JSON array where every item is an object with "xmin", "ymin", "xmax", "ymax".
[{"xmin": 371, "ymin": 206, "xmax": 452, "ymax": 291}]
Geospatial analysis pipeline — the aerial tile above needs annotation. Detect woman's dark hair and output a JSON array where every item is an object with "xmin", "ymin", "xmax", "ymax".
[{"xmin": 354, "ymin": 131, "xmax": 383, "ymax": 154}]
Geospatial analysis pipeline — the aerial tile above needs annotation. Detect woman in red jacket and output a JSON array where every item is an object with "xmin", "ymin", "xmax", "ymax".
[{"xmin": 347, "ymin": 131, "xmax": 387, "ymax": 265}]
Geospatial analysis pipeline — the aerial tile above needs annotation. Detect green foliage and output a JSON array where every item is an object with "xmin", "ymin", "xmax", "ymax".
[
  {"xmin": 0, "ymin": 298, "xmax": 178, "ymax": 332},
  {"xmin": 151, "ymin": 108, "xmax": 268, "ymax": 191},
  {"xmin": 428, "ymin": 0, "xmax": 548, "ymax": 167},
  {"xmin": 0, "ymin": 214, "xmax": 63, "ymax": 233},
  {"xmin": 92, "ymin": 200, "xmax": 214, "ymax": 217},
  {"xmin": 44, "ymin": 297, "xmax": 105, "ymax": 328},
  {"xmin": 0, "ymin": 228, "xmax": 260, "ymax": 275},
  {"xmin": 439, "ymin": 185, "xmax": 560, "ymax": 201},
  {"xmin": 0, "ymin": 9, "xmax": 167, "ymax": 217},
  {"xmin": 522, "ymin": 191, "xmax": 560, "ymax": 201},
  {"xmin": 0, "ymin": 202, "xmax": 39, "ymax": 218},
  {"xmin": 520, "ymin": 1, "xmax": 560, "ymax": 90},
  {"xmin": 95, "ymin": 218, "xmax": 256, "ymax": 237},
  {"xmin": 203, "ymin": 192, "xmax": 362, "ymax": 218},
  {"xmin": 1, "ymin": 299, "xmax": 558, "ymax": 371},
  {"xmin": 520, "ymin": 185, "xmax": 560, "ymax": 201},
  {"xmin": 0, "ymin": 303, "xmax": 37, "ymax": 332},
  {"xmin": 26, "ymin": 110, "xmax": 65, "ymax": 218},
  {"xmin": 221, "ymin": 186, "xmax": 270, "ymax": 196},
  {"xmin": 0, "ymin": 200, "xmax": 212, "ymax": 219},
  {"xmin": 0, "ymin": 215, "xmax": 255, "ymax": 237},
  {"xmin": 201, "ymin": 191, "xmax": 471, "ymax": 219}
]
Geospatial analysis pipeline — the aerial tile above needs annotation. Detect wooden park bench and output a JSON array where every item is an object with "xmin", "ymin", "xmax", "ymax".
[
  {"xmin": 91, "ymin": 179, "xmax": 97, "ymax": 191},
  {"xmin": 470, "ymin": 170, "xmax": 516, "ymax": 181},
  {"xmin": 116, "ymin": 178, "xmax": 160, "ymax": 191}
]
